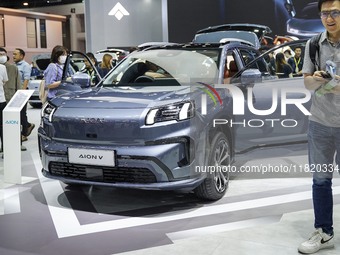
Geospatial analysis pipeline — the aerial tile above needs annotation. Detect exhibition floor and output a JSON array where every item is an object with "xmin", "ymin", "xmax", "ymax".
[{"xmin": 1, "ymin": 106, "xmax": 340, "ymax": 255}]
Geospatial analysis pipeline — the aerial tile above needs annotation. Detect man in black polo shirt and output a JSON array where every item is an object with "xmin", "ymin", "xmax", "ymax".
[
  {"xmin": 288, "ymin": 46, "xmax": 303, "ymax": 77},
  {"xmin": 82, "ymin": 52, "xmax": 101, "ymax": 85}
]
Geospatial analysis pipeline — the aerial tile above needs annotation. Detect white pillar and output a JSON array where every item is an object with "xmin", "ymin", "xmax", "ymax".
[{"xmin": 70, "ymin": 13, "xmax": 78, "ymax": 51}]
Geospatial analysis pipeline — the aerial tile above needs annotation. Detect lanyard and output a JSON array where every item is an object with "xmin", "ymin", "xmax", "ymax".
[
  {"xmin": 87, "ymin": 70, "xmax": 95, "ymax": 83},
  {"xmin": 294, "ymin": 57, "xmax": 301, "ymax": 68}
]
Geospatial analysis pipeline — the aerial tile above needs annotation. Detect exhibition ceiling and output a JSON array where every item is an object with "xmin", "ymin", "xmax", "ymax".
[{"xmin": 0, "ymin": 0, "xmax": 83, "ymax": 9}]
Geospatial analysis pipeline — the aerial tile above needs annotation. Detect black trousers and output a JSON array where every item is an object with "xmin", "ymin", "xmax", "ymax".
[
  {"xmin": 0, "ymin": 101, "xmax": 7, "ymax": 150},
  {"xmin": 20, "ymin": 102, "xmax": 29, "ymax": 136}
]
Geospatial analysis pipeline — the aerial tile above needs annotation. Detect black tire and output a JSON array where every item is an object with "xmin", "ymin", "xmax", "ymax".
[
  {"xmin": 194, "ymin": 132, "xmax": 230, "ymax": 200},
  {"xmin": 29, "ymin": 102, "xmax": 42, "ymax": 108}
]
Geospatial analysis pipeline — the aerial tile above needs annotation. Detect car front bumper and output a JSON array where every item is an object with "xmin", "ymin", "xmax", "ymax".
[{"xmin": 38, "ymin": 127, "xmax": 205, "ymax": 191}]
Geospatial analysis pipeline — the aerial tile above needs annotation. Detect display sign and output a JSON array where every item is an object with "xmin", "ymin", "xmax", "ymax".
[
  {"xmin": 68, "ymin": 148, "xmax": 115, "ymax": 167},
  {"xmin": 6, "ymin": 90, "xmax": 33, "ymax": 109},
  {"xmin": 3, "ymin": 90, "xmax": 34, "ymax": 184}
]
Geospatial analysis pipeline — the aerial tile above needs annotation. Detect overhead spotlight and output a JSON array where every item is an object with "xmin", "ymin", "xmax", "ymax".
[
  {"xmin": 47, "ymin": 0, "xmax": 62, "ymax": 3},
  {"xmin": 23, "ymin": 2, "xmax": 29, "ymax": 6}
]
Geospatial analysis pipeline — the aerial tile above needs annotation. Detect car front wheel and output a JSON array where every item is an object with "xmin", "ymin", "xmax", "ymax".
[
  {"xmin": 29, "ymin": 102, "xmax": 42, "ymax": 108},
  {"xmin": 194, "ymin": 132, "xmax": 230, "ymax": 200}
]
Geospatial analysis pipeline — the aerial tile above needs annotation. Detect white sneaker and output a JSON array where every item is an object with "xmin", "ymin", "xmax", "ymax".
[{"xmin": 298, "ymin": 228, "xmax": 334, "ymax": 254}]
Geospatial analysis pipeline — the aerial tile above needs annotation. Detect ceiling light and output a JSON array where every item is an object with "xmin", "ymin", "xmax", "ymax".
[
  {"xmin": 23, "ymin": 2, "xmax": 29, "ymax": 6},
  {"xmin": 47, "ymin": 0, "xmax": 62, "ymax": 3}
]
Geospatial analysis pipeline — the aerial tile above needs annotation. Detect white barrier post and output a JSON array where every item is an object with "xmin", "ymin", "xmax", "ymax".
[{"xmin": 3, "ymin": 90, "xmax": 34, "ymax": 184}]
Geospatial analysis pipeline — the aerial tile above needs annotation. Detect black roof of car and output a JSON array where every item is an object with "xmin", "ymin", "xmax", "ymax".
[
  {"xmin": 192, "ymin": 31, "xmax": 261, "ymax": 48},
  {"xmin": 195, "ymin": 23, "xmax": 272, "ymax": 41},
  {"xmin": 143, "ymin": 40, "xmax": 255, "ymax": 51}
]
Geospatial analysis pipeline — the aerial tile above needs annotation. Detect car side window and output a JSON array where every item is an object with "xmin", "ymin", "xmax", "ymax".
[
  {"xmin": 223, "ymin": 52, "xmax": 239, "ymax": 84},
  {"xmin": 237, "ymin": 49, "xmax": 269, "ymax": 80},
  {"xmin": 239, "ymin": 49, "xmax": 257, "ymax": 68},
  {"xmin": 239, "ymin": 40, "xmax": 307, "ymax": 80}
]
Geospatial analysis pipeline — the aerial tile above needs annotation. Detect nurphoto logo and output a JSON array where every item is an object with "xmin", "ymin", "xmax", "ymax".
[{"xmin": 199, "ymin": 83, "xmax": 312, "ymax": 128}]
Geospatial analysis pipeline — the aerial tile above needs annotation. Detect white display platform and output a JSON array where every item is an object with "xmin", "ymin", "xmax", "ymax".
[{"xmin": 3, "ymin": 90, "xmax": 34, "ymax": 184}]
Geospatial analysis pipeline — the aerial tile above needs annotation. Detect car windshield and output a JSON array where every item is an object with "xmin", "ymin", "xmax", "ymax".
[{"xmin": 101, "ymin": 48, "xmax": 220, "ymax": 87}]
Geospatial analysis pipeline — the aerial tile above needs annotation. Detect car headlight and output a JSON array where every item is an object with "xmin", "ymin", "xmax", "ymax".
[
  {"xmin": 41, "ymin": 102, "xmax": 56, "ymax": 122},
  {"xmin": 145, "ymin": 101, "xmax": 195, "ymax": 125},
  {"xmin": 287, "ymin": 24, "xmax": 299, "ymax": 34}
]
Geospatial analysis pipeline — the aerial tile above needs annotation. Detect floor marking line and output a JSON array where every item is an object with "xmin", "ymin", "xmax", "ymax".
[
  {"xmin": 166, "ymin": 216, "xmax": 282, "ymax": 241},
  {"xmin": 33, "ymin": 152, "xmax": 339, "ymax": 239}
]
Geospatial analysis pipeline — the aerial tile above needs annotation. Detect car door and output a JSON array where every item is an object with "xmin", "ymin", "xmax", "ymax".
[
  {"xmin": 56, "ymin": 51, "xmax": 101, "ymax": 96},
  {"xmin": 232, "ymin": 40, "xmax": 310, "ymax": 153}
]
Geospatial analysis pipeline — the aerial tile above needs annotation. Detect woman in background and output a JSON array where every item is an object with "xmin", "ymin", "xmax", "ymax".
[
  {"xmin": 100, "ymin": 54, "xmax": 113, "ymax": 77},
  {"xmin": 0, "ymin": 62, "xmax": 8, "ymax": 152},
  {"xmin": 275, "ymin": 53, "xmax": 293, "ymax": 79},
  {"xmin": 44, "ymin": 45, "xmax": 73, "ymax": 101}
]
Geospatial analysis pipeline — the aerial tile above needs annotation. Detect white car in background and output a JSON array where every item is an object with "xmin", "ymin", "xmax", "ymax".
[
  {"xmin": 27, "ymin": 54, "xmax": 51, "ymax": 108},
  {"xmin": 95, "ymin": 48, "xmax": 128, "ymax": 69}
]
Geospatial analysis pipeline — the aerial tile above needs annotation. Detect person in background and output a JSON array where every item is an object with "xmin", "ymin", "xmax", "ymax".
[
  {"xmin": 129, "ymin": 46, "xmax": 139, "ymax": 54},
  {"xmin": 100, "ymin": 54, "xmax": 113, "ymax": 77},
  {"xmin": 82, "ymin": 52, "xmax": 101, "ymax": 85},
  {"xmin": 275, "ymin": 52, "xmax": 293, "ymax": 79},
  {"xmin": 0, "ymin": 48, "xmax": 21, "ymax": 104},
  {"xmin": 31, "ymin": 62, "xmax": 40, "ymax": 77},
  {"xmin": 44, "ymin": 45, "xmax": 72, "ymax": 101},
  {"xmin": 284, "ymin": 49, "xmax": 293, "ymax": 61},
  {"xmin": 267, "ymin": 52, "xmax": 276, "ymax": 75},
  {"xmin": 0, "ymin": 61, "xmax": 8, "ymax": 152},
  {"xmin": 13, "ymin": 48, "xmax": 34, "ymax": 143},
  {"xmin": 288, "ymin": 46, "xmax": 303, "ymax": 77},
  {"xmin": 0, "ymin": 47, "xmax": 25, "ymax": 151}
]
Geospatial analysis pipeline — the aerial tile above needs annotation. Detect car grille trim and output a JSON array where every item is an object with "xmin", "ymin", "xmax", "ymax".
[{"xmin": 49, "ymin": 162, "xmax": 157, "ymax": 184}]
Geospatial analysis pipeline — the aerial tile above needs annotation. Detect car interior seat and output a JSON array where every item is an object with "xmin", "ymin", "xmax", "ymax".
[
  {"xmin": 227, "ymin": 60, "xmax": 238, "ymax": 77},
  {"xmin": 119, "ymin": 62, "xmax": 148, "ymax": 84}
]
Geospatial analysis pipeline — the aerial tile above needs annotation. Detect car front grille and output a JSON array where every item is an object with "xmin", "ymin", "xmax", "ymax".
[{"xmin": 49, "ymin": 162, "xmax": 157, "ymax": 184}]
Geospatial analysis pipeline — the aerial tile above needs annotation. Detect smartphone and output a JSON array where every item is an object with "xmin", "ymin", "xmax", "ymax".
[{"xmin": 320, "ymin": 72, "xmax": 332, "ymax": 79}]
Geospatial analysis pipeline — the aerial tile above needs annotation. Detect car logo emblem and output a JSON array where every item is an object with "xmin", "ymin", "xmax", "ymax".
[
  {"xmin": 80, "ymin": 118, "xmax": 105, "ymax": 124},
  {"xmin": 108, "ymin": 2, "xmax": 130, "ymax": 20}
]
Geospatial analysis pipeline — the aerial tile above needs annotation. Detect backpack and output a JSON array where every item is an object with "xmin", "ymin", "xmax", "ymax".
[
  {"xmin": 309, "ymin": 32, "xmax": 323, "ymax": 71},
  {"xmin": 39, "ymin": 63, "xmax": 58, "ymax": 104},
  {"xmin": 39, "ymin": 78, "xmax": 48, "ymax": 104}
]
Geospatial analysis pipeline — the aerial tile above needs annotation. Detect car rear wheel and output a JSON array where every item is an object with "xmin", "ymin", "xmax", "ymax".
[{"xmin": 194, "ymin": 132, "xmax": 230, "ymax": 200}]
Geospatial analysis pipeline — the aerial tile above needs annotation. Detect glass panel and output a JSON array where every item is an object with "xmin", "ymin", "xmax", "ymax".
[
  {"xmin": 0, "ymin": 15, "xmax": 4, "ymax": 47},
  {"xmin": 27, "ymin": 18, "xmax": 37, "ymax": 48},
  {"xmin": 40, "ymin": 19, "xmax": 46, "ymax": 48},
  {"xmin": 240, "ymin": 40, "xmax": 308, "ymax": 81},
  {"xmin": 102, "ymin": 49, "xmax": 220, "ymax": 87}
]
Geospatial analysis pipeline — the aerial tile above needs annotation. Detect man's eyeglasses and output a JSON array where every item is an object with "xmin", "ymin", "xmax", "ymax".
[{"xmin": 319, "ymin": 10, "xmax": 340, "ymax": 19}]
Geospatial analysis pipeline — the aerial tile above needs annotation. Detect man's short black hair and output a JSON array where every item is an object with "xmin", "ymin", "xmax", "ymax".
[
  {"xmin": 294, "ymin": 46, "xmax": 302, "ymax": 51},
  {"xmin": 15, "ymin": 48, "xmax": 25, "ymax": 57},
  {"xmin": 86, "ymin": 52, "xmax": 95, "ymax": 60},
  {"xmin": 0, "ymin": 47, "xmax": 7, "ymax": 54},
  {"xmin": 318, "ymin": 0, "xmax": 340, "ymax": 11}
]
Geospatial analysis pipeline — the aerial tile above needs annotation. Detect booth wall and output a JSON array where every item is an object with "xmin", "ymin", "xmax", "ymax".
[{"xmin": 85, "ymin": 0, "xmax": 167, "ymax": 53}]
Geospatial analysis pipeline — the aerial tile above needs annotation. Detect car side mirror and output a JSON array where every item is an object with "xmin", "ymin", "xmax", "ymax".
[
  {"xmin": 71, "ymin": 72, "xmax": 91, "ymax": 88},
  {"xmin": 241, "ymin": 69, "xmax": 262, "ymax": 85}
]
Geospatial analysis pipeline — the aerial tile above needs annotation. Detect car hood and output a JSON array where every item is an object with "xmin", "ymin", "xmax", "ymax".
[
  {"xmin": 55, "ymin": 86, "xmax": 191, "ymax": 109},
  {"xmin": 31, "ymin": 54, "xmax": 51, "ymax": 72}
]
